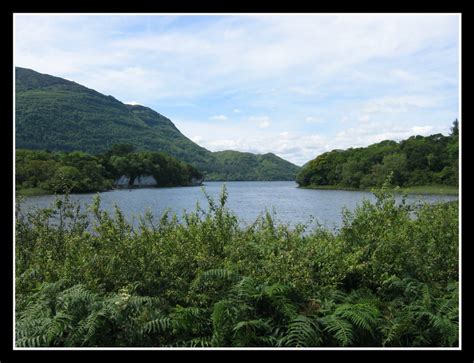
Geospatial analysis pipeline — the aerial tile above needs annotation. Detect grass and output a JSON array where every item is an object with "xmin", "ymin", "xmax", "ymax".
[
  {"xmin": 16, "ymin": 187, "xmax": 50, "ymax": 197},
  {"xmin": 395, "ymin": 185, "xmax": 459, "ymax": 195},
  {"xmin": 299, "ymin": 185, "xmax": 362, "ymax": 192},
  {"xmin": 300, "ymin": 184, "xmax": 459, "ymax": 195}
]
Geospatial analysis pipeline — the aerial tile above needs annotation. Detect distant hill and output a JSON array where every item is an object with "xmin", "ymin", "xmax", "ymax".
[
  {"xmin": 15, "ymin": 67, "xmax": 300, "ymax": 181},
  {"xmin": 296, "ymin": 125, "xmax": 459, "ymax": 189},
  {"xmin": 209, "ymin": 150, "xmax": 300, "ymax": 181}
]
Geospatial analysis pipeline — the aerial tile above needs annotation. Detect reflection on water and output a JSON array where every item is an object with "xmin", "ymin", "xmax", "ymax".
[{"xmin": 18, "ymin": 181, "xmax": 458, "ymax": 231}]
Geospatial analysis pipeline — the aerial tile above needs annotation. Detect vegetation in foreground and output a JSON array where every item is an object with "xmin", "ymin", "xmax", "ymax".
[
  {"xmin": 15, "ymin": 184, "xmax": 458, "ymax": 347},
  {"xmin": 297, "ymin": 121, "xmax": 459, "ymax": 190},
  {"xmin": 15, "ymin": 144, "xmax": 203, "ymax": 195}
]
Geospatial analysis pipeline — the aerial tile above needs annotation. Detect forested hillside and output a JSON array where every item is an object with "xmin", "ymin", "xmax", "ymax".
[
  {"xmin": 207, "ymin": 151, "xmax": 300, "ymax": 181},
  {"xmin": 297, "ymin": 121, "xmax": 459, "ymax": 190},
  {"xmin": 16, "ymin": 145, "xmax": 203, "ymax": 194},
  {"xmin": 15, "ymin": 67, "xmax": 300, "ymax": 181}
]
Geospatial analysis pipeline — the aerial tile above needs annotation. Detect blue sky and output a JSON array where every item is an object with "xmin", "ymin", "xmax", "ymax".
[{"xmin": 14, "ymin": 14, "xmax": 460, "ymax": 165}]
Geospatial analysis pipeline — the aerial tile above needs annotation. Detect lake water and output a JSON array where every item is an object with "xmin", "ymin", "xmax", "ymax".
[{"xmin": 18, "ymin": 181, "xmax": 458, "ymax": 231}]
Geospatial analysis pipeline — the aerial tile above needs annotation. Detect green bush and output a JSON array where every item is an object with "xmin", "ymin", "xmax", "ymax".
[{"xmin": 15, "ymin": 186, "xmax": 459, "ymax": 347}]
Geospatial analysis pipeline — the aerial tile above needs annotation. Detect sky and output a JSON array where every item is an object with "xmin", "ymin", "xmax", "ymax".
[{"xmin": 14, "ymin": 14, "xmax": 460, "ymax": 166}]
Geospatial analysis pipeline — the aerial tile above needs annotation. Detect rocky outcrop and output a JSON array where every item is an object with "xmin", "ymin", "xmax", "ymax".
[
  {"xmin": 114, "ymin": 175, "xmax": 203, "ymax": 188},
  {"xmin": 190, "ymin": 177, "xmax": 204, "ymax": 186},
  {"xmin": 114, "ymin": 175, "xmax": 157, "ymax": 188},
  {"xmin": 115, "ymin": 175, "xmax": 131, "ymax": 187},
  {"xmin": 133, "ymin": 175, "xmax": 158, "ymax": 186}
]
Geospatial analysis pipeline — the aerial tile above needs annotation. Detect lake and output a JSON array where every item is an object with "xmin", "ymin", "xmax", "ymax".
[{"xmin": 18, "ymin": 181, "xmax": 458, "ymax": 231}]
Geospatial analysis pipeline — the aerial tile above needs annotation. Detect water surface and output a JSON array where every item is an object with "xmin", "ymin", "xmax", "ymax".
[{"xmin": 19, "ymin": 181, "xmax": 458, "ymax": 231}]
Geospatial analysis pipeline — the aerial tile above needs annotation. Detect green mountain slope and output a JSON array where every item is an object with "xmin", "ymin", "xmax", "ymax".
[
  {"xmin": 15, "ymin": 67, "xmax": 300, "ymax": 181},
  {"xmin": 208, "ymin": 150, "xmax": 300, "ymax": 181},
  {"xmin": 15, "ymin": 67, "xmax": 211, "ymax": 169}
]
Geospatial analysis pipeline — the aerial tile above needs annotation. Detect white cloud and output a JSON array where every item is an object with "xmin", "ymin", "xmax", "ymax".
[
  {"xmin": 412, "ymin": 126, "xmax": 433, "ymax": 134},
  {"xmin": 359, "ymin": 95, "xmax": 438, "ymax": 115},
  {"xmin": 191, "ymin": 135, "xmax": 203, "ymax": 143},
  {"xmin": 259, "ymin": 120, "xmax": 271, "ymax": 129},
  {"xmin": 210, "ymin": 115, "xmax": 228, "ymax": 121},
  {"xmin": 305, "ymin": 116, "xmax": 325, "ymax": 124},
  {"xmin": 289, "ymin": 86, "xmax": 314, "ymax": 96},
  {"xmin": 248, "ymin": 116, "xmax": 271, "ymax": 129},
  {"xmin": 175, "ymin": 116, "xmax": 449, "ymax": 166},
  {"xmin": 124, "ymin": 101, "xmax": 141, "ymax": 106},
  {"xmin": 15, "ymin": 14, "xmax": 459, "ymax": 103}
]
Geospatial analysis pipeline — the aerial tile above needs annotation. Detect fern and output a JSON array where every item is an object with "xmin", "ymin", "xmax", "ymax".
[
  {"xmin": 321, "ymin": 315, "xmax": 354, "ymax": 347},
  {"xmin": 141, "ymin": 316, "xmax": 173, "ymax": 334},
  {"xmin": 175, "ymin": 336, "xmax": 213, "ymax": 347},
  {"xmin": 230, "ymin": 276, "xmax": 261, "ymax": 301},
  {"xmin": 335, "ymin": 303, "xmax": 379, "ymax": 334},
  {"xmin": 233, "ymin": 319, "xmax": 271, "ymax": 334},
  {"xmin": 381, "ymin": 319, "xmax": 407, "ymax": 347},
  {"xmin": 211, "ymin": 299, "xmax": 239, "ymax": 346},
  {"xmin": 45, "ymin": 311, "xmax": 73, "ymax": 344},
  {"xmin": 16, "ymin": 335, "xmax": 47, "ymax": 348},
  {"xmin": 279, "ymin": 315, "xmax": 322, "ymax": 347},
  {"xmin": 195, "ymin": 268, "xmax": 240, "ymax": 285}
]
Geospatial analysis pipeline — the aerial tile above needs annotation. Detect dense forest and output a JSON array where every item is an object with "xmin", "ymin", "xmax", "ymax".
[
  {"xmin": 297, "ymin": 121, "xmax": 459, "ymax": 190},
  {"xmin": 207, "ymin": 151, "xmax": 300, "ymax": 181},
  {"xmin": 15, "ymin": 185, "xmax": 458, "ymax": 347},
  {"xmin": 15, "ymin": 144, "xmax": 203, "ymax": 194},
  {"xmin": 15, "ymin": 67, "xmax": 300, "ymax": 181}
]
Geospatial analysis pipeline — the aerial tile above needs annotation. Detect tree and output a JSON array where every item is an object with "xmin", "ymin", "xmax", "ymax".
[{"xmin": 450, "ymin": 119, "xmax": 459, "ymax": 137}]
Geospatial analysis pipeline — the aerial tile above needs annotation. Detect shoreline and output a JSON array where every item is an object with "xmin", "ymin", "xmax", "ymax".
[
  {"xmin": 17, "ymin": 182, "xmax": 459, "ymax": 198},
  {"xmin": 299, "ymin": 184, "xmax": 459, "ymax": 196},
  {"xmin": 15, "ymin": 182, "xmax": 205, "ymax": 198}
]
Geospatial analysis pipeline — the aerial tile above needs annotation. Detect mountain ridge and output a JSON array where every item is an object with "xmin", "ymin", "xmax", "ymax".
[{"xmin": 15, "ymin": 67, "xmax": 300, "ymax": 181}]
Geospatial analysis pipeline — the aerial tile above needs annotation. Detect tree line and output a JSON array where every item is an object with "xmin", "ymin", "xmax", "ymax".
[
  {"xmin": 297, "ymin": 120, "xmax": 459, "ymax": 189},
  {"xmin": 16, "ymin": 144, "xmax": 203, "ymax": 194}
]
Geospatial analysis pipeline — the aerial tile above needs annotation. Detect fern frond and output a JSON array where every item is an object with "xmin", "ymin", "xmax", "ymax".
[
  {"xmin": 381, "ymin": 317, "xmax": 409, "ymax": 347},
  {"xmin": 16, "ymin": 335, "xmax": 47, "ymax": 348},
  {"xmin": 233, "ymin": 319, "xmax": 271, "ymax": 334},
  {"xmin": 262, "ymin": 283, "xmax": 298, "ymax": 319},
  {"xmin": 212, "ymin": 299, "xmax": 238, "ymax": 328},
  {"xmin": 335, "ymin": 303, "xmax": 379, "ymax": 333},
  {"xmin": 45, "ymin": 311, "xmax": 73, "ymax": 344},
  {"xmin": 279, "ymin": 315, "xmax": 321, "ymax": 347},
  {"xmin": 179, "ymin": 336, "xmax": 213, "ymax": 347},
  {"xmin": 321, "ymin": 315, "xmax": 353, "ymax": 347},
  {"xmin": 262, "ymin": 283, "xmax": 289, "ymax": 298},
  {"xmin": 230, "ymin": 276, "xmax": 260, "ymax": 301},
  {"xmin": 198, "ymin": 269, "xmax": 240, "ymax": 283},
  {"xmin": 141, "ymin": 316, "xmax": 173, "ymax": 334},
  {"xmin": 82, "ymin": 311, "xmax": 101, "ymax": 344}
]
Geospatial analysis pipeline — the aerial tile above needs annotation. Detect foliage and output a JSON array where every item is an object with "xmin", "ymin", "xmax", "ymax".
[
  {"xmin": 15, "ymin": 185, "xmax": 459, "ymax": 347},
  {"xmin": 15, "ymin": 147, "xmax": 203, "ymax": 194},
  {"xmin": 206, "ymin": 151, "xmax": 300, "ymax": 181},
  {"xmin": 15, "ymin": 67, "xmax": 300, "ymax": 181},
  {"xmin": 297, "ymin": 122, "xmax": 459, "ymax": 189}
]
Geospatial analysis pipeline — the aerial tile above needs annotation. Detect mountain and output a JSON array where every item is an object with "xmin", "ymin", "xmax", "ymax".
[
  {"xmin": 15, "ymin": 67, "xmax": 300, "ymax": 181},
  {"xmin": 209, "ymin": 150, "xmax": 300, "ymax": 181}
]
